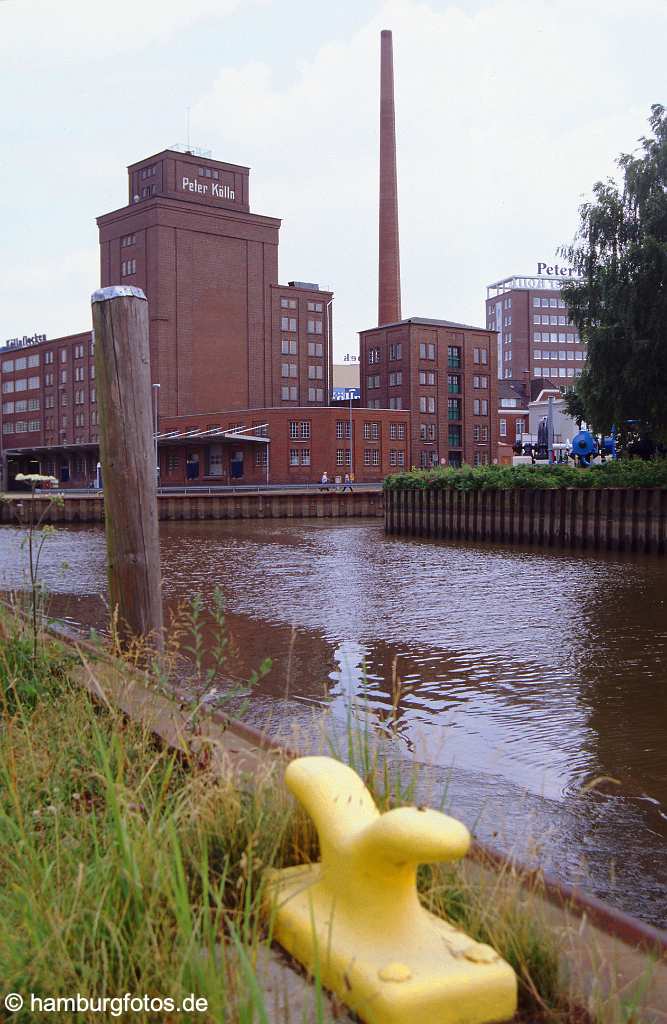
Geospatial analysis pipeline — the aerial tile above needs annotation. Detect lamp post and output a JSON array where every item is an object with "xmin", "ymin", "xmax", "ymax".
[
  {"xmin": 348, "ymin": 392, "xmax": 354, "ymax": 480},
  {"xmin": 152, "ymin": 383, "xmax": 160, "ymax": 486}
]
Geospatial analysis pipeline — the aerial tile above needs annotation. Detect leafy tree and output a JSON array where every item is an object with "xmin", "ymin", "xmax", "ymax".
[
  {"xmin": 561, "ymin": 385, "xmax": 587, "ymax": 429},
  {"xmin": 560, "ymin": 105, "xmax": 667, "ymax": 441}
]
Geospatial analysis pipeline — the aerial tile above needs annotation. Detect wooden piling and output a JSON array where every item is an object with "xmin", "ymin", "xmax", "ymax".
[{"xmin": 91, "ymin": 285, "xmax": 164, "ymax": 649}]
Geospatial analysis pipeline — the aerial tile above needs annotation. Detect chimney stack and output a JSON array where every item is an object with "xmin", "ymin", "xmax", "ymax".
[{"xmin": 378, "ymin": 29, "xmax": 401, "ymax": 326}]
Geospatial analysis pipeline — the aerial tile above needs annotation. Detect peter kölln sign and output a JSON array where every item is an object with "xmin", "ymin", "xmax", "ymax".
[
  {"xmin": 537, "ymin": 262, "xmax": 577, "ymax": 277},
  {"xmin": 181, "ymin": 176, "xmax": 235, "ymax": 200}
]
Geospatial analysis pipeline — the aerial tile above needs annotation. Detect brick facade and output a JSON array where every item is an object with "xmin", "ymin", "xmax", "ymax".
[{"xmin": 359, "ymin": 318, "xmax": 498, "ymax": 468}]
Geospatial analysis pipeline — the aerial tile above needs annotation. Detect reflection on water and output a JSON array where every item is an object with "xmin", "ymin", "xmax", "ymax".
[{"xmin": 1, "ymin": 519, "xmax": 666, "ymax": 928}]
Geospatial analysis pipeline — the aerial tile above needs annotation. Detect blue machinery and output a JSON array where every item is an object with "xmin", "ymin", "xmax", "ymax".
[{"xmin": 569, "ymin": 427, "xmax": 618, "ymax": 467}]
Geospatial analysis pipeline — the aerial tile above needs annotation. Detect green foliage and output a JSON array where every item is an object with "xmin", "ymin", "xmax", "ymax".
[
  {"xmin": 384, "ymin": 458, "xmax": 667, "ymax": 492},
  {"xmin": 560, "ymin": 104, "xmax": 667, "ymax": 439},
  {"xmin": 0, "ymin": 618, "xmax": 72, "ymax": 714}
]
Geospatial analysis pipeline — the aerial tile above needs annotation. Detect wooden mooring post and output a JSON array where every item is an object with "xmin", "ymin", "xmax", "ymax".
[{"xmin": 91, "ymin": 286, "xmax": 163, "ymax": 649}]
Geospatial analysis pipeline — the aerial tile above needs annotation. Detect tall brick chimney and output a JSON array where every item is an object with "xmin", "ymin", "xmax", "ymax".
[{"xmin": 378, "ymin": 29, "xmax": 401, "ymax": 326}]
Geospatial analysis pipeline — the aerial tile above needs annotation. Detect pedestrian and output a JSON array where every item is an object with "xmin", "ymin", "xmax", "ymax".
[
  {"xmin": 319, "ymin": 471, "xmax": 330, "ymax": 492},
  {"xmin": 342, "ymin": 473, "xmax": 353, "ymax": 493}
]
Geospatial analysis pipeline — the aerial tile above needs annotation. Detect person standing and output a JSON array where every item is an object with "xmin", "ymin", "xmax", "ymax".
[
  {"xmin": 319, "ymin": 471, "xmax": 330, "ymax": 492},
  {"xmin": 342, "ymin": 473, "xmax": 353, "ymax": 493}
]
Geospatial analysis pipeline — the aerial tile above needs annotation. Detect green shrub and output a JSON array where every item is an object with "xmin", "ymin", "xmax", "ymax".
[{"xmin": 383, "ymin": 459, "xmax": 667, "ymax": 492}]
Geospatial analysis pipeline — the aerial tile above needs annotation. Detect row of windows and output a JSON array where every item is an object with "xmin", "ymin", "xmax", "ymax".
[
  {"xmin": 2, "ymin": 377, "xmax": 40, "ymax": 393},
  {"xmin": 534, "ymin": 367, "xmax": 582, "ymax": 378},
  {"xmin": 2, "ymin": 398, "xmax": 40, "ymax": 413},
  {"xmin": 281, "ymin": 298, "xmax": 325, "ymax": 313},
  {"xmin": 533, "ymin": 297, "xmax": 567, "ymax": 309},
  {"xmin": 280, "ymin": 339, "xmax": 325, "ymax": 357},
  {"xmin": 1, "ymin": 354, "xmax": 40, "ymax": 372},
  {"xmin": 140, "ymin": 164, "xmax": 158, "ymax": 179},
  {"xmin": 534, "ymin": 331, "xmax": 581, "ymax": 343},
  {"xmin": 280, "ymin": 386, "xmax": 325, "ymax": 402},
  {"xmin": 121, "ymin": 234, "xmax": 136, "ymax": 247},
  {"xmin": 2, "ymin": 420, "xmax": 41, "ymax": 433},
  {"xmin": 534, "ymin": 349, "xmax": 584, "ymax": 361},
  {"xmin": 499, "ymin": 418, "xmax": 525, "ymax": 439},
  {"xmin": 534, "ymin": 314, "xmax": 571, "ymax": 326},
  {"xmin": 196, "ymin": 165, "xmax": 220, "ymax": 180},
  {"xmin": 121, "ymin": 259, "xmax": 137, "ymax": 277}
]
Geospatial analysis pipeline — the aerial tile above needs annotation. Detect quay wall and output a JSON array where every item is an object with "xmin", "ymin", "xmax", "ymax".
[
  {"xmin": 384, "ymin": 486, "xmax": 667, "ymax": 554},
  {"xmin": 0, "ymin": 488, "xmax": 384, "ymax": 525}
]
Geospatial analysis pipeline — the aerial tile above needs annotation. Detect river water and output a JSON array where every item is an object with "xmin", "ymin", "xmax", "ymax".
[{"xmin": 1, "ymin": 519, "xmax": 666, "ymax": 928}]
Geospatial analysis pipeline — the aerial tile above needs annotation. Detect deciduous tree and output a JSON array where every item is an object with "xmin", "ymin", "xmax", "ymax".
[{"xmin": 561, "ymin": 105, "xmax": 667, "ymax": 440}]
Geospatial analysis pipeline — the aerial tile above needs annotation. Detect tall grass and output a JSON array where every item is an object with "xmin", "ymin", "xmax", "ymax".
[{"xmin": 0, "ymin": 609, "xmax": 617, "ymax": 1022}]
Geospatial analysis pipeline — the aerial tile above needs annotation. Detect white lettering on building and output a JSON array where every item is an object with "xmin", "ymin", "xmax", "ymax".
[{"xmin": 181, "ymin": 177, "xmax": 235, "ymax": 200}]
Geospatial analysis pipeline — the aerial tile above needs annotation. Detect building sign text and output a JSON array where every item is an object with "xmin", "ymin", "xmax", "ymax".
[{"xmin": 181, "ymin": 176, "xmax": 235, "ymax": 200}]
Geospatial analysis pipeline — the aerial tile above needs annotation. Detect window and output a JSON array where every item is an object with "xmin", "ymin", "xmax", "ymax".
[
  {"xmin": 60, "ymin": 349, "xmax": 68, "ymax": 363},
  {"xmin": 280, "ymin": 316, "xmax": 297, "ymax": 331},
  {"xmin": 515, "ymin": 419, "xmax": 525, "ymax": 438},
  {"xmin": 15, "ymin": 378, "xmax": 27, "ymax": 392},
  {"xmin": 533, "ymin": 297, "xmax": 540, "ymax": 308},
  {"xmin": 121, "ymin": 259, "xmax": 136, "ymax": 276},
  {"xmin": 90, "ymin": 364, "xmax": 95, "ymax": 379},
  {"xmin": 481, "ymin": 426, "xmax": 489, "ymax": 442},
  {"xmin": 90, "ymin": 388, "xmax": 96, "ymax": 403},
  {"xmin": 28, "ymin": 354, "xmax": 39, "ymax": 367},
  {"xmin": 447, "ymin": 346, "xmax": 460, "ymax": 368},
  {"xmin": 367, "ymin": 375, "xmax": 380, "ymax": 389},
  {"xmin": 389, "ymin": 422, "xmax": 406, "ymax": 440},
  {"xmin": 363, "ymin": 449, "xmax": 381, "ymax": 466},
  {"xmin": 281, "ymin": 338, "xmax": 297, "ymax": 355},
  {"xmin": 336, "ymin": 420, "xmax": 351, "ymax": 439},
  {"xmin": 447, "ymin": 374, "xmax": 460, "ymax": 393},
  {"xmin": 389, "ymin": 371, "xmax": 402, "ymax": 386},
  {"xmin": 420, "ymin": 423, "xmax": 437, "ymax": 442},
  {"xmin": 307, "ymin": 342, "xmax": 323, "ymax": 357},
  {"xmin": 307, "ymin": 301, "xmax": 323, "ymax": 312},
  {"xmin": 336, "ymin": 448, "xmax": 351, "ymax": 466},
  {"xmin": 289, "ymin": 449, "xmax": 300, "ymax": 466},
  {"xmin": 2, "ymin": 401, "xmax": 13, "ymax": 413},
  {"xmin": 448, "ymin": 425, "xmax": 462, "ymax": 447},
  {"xmin": 74, "ymin": 344, "xmax": 84, "ymax": 359},
  {"xmin": 388, "ymin": 396, "xmax": 402, "ymax": 409},
  {"xmin": 280, "ymin": 297, "xmax": 297, "ymax": 309},
  {"xmin": 121, "ymin": 234, "xmax": 136, "ymax": 247},
  {"xmin": 534, "ymin": 350, "xmax": 542, "ymax": 360},
  {"xmin": 2, "ymin": 359, "xmax": 14, "ymax": 373},
  {"xmin": 289, "ymin": 420, "xmax": 310, "ymax": 440},
  {"xmin": 389, "ymin": 343, "xmax": 402, "ymax": 360},
  {"xmin": 418, "ymin": 396, "xmax": 435, "ymax": 413},
  {"xmin": 575, "ymin": 350, "xmax": 584, "ymax": 361},
  {"xmin": 75, "ymin": 366, "xmax": 85, "ymax": 381},
  {"xmin": 473, "ymin": 425, "xmax": 480, "ymax": 442},
  {"xmin": 447, "ymin": 398, "xmax": 461, "ymax": 420},
  {"xmin": 15, "ymin": 420, "xmax": 28, "ymax": 433},
  {"xmin": 307, "ymin": 319, "xmax": 323, "ymax": 334},
  {"xmin": 473, "ymin": 375, "xmax": 488, "ymax": 388},
  {"xmin": 418, "ymin": 370, "xmax": 436, "ymax": 385},
  {"xmin": 541, "ymin": 298, "xmax": 549, "ymax": 307},
  {"xmin": 27, "ymin": 376, "xmax": 39, "ymax": 389},
  {"xmin": 15, "ymin": 357, "xmax": 27, "ymax": 371},
  {"xmin": 499, "ymin": 418, "xmax": 507, "ymax": 437},
  {"xmin": 480, "ymin": 349, "xmax": 488, "ymax": 365},
  {"xmin": 308, "ymin": 365, "xmax": 323, "ymax": 379},
  {"xmin": 473, "ymin": 399, "xmax": 489, "ymax": 415},
  {"xmin": 4, "ymin": 379, "xmax": 16, "ymax": 393},
  {"xmin": 255, "ymin": 449, "xmax": 269, "ymax": 467},
  {"xmin": 363, "ymin": 422, "xmax": 380, "ymax": 440},
  {"xmin": 368, "ymin": 347, "xmax": 381, "ymax": 364}
]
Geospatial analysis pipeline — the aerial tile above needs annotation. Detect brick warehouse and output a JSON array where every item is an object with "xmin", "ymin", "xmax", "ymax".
[
  {"xmin": 2, "ymin": 146, "xmax": 497, "ymax": 488},
  {"xmin": 2, "ymin": 33, "xmax": 506, "ymax": 487}
]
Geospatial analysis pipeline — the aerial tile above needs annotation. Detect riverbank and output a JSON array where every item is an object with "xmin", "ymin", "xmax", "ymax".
[
  {"xmin": 0, "ymin": 487, "xmax": 384, "ymax": 524},
  {"xmin": 1, "ymin": 606, "xmax": 666, "ymax": 1022}
]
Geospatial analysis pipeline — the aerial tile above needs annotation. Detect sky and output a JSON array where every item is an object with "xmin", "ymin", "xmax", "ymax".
[{"xmin": 0, "ymin": 0, "xmax": 665, "ymax": 360}]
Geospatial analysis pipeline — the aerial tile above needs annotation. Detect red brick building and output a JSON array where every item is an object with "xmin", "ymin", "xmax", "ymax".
[
  {"xmin": 359, "ymin": 317, "xmax": 498, "ymax": 468},
  {"xmin": 485, "ymin": 269, "xmax": 586, "ymax": 385}
]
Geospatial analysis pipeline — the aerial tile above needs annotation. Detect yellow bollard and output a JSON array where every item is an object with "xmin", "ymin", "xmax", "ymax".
[{"xmin": 265, "ymin": 756, "xmax": 517, "ymax": 1024}]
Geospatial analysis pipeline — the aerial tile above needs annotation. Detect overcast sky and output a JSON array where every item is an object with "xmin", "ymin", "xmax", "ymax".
[{"xmin": 1, "ymin": 0, "xmax": 664, "ymax": 359}]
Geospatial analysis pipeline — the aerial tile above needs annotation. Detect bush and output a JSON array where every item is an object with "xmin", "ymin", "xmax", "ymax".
[{"xmin": 383, "ymin": 459, "xmax": 667, "ymax": 492}]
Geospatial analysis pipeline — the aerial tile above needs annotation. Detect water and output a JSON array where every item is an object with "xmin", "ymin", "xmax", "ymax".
[{"xmin": 2, "ymin": 519, "xmax": 666, "ymax": 928}]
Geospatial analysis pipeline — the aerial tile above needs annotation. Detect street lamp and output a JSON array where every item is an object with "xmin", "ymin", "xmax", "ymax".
[{"xmin": 152, "ymin": 383, "xmax": 160, "ymax": 487}]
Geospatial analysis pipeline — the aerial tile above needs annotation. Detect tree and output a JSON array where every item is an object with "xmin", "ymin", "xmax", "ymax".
[
  {"xmin": 560, "ymin": 105, "xmax": 667, "ymax": 441},
  {"xmin": 561, "ymin": 385, "xmax": 587, "ymax": 429}
]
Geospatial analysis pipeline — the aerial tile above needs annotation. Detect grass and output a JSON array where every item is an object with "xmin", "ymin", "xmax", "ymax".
[
  {"xmin": 383, "ymin": 458, "xmax": 667, "ymax": 492},
  {"xmin": 0, "ymin": 607, "xmax": 651, "ymax": 1023}
]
